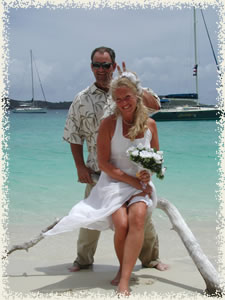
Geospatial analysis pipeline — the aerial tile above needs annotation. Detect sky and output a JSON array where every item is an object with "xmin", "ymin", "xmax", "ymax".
[{"xmin": 6, "ymin": 4, "xmax": 221, "ymax": 105}]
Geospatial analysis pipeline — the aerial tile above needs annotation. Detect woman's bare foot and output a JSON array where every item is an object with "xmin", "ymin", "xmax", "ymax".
[
  {"xmin": 111, "ymin": 270, "xmax": 121, "ymax": 286},
  {"xmin": 117, "ymin": 282, "xmax": 130, "ymax": 297},
  {"xmin": 155, "ymin": 262, "xmax": 169, "ymax": 271}
]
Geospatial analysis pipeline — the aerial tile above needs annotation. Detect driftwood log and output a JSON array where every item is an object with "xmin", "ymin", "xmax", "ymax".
[
  {"xmin": 157, "ymin": 197, "xmax": 222, "ymax": 296},
  {"xmin": 6, "ymin": 198, "xmax": 222, "ymax": 295},
  {"xmin": 6, "ymin": 219, "xmax": 61, "ymax": 256}
]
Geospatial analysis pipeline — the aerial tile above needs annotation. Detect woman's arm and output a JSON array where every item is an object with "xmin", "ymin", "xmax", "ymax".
[
  {"xmin": 97, "ymin": 116, "xmax": 144, "ymax": 191},
  {"xmin": 148, "ymin": 118, "xmax": 159, "ymax": 150}
]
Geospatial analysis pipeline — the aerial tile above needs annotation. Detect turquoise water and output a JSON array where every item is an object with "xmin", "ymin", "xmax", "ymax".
[{"xmin": 6, "ymin": 110, "xmax": 220, "ymax": 225}]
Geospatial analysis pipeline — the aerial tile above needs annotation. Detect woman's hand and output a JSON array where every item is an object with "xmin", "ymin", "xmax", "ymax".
[
  {"xmin": 137, "ymin": 170, "xmax": 151, "ymax": 184},
  {"xmin": 141, "ymin": 183, "xmax": 152, "ymax": 198},
  {"xmin": 137, "ymin": 170, "xmax": 152, "ymax": 197}
]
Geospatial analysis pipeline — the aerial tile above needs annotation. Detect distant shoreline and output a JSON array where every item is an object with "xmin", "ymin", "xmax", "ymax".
[
  {"xmin": 5, "ymin": 98, "xmax": 72, "ymax": 110},
  {"xmin": 4, "ymin": 98, "xmax": 217, "ymax": 110}
]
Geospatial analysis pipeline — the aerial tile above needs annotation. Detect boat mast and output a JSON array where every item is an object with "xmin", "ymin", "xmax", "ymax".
[
  {"xmin": 200, "ymin": 9, "xmax": 220, "ymax": 75},
  {"xmin": 193, "ymin": 7, "xmax": 199, "ymax": 104},
  {"xmin": 30, "ymin": 49, "xmax": 35, "ymax": 105}
]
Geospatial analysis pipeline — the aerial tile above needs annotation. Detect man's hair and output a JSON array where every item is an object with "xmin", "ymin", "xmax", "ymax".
[{"xmin": 91, "ymin": 46, "xmax": 116, "ymax": 64}]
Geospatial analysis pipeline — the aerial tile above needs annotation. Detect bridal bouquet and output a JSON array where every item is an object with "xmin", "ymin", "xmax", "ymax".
[{"xmin": 126, "ymin": 144, "xmax": 166, "ymax": 179}]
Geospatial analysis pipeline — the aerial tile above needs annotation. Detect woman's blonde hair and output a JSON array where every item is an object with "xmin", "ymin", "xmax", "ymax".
[{"xmin": 110, "ymin": 73, "xmax": 149, "ymax": 141}]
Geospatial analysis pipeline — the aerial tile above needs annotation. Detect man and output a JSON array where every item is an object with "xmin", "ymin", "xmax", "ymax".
[{"xmin": 63, "ymin": 46, "xmax": 168, "ymax": 273}]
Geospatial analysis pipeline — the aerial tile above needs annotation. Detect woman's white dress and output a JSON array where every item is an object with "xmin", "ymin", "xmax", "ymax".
[{"xmin": 44, "ymin": 116, "xmax": 157, "ymax": 236}]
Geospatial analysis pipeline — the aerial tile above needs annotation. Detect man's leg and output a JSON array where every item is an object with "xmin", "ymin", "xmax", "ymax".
[
  {"xmin": 138, "ymin": 212, "xmax": 168, "ymax": 270},
  {"xmin": 73, "ymin": 227, "xmax": 101, "ymax": 268},
  {"xmin": 70, "ymin": 182, "xmax": 101, "ymax": 271}
]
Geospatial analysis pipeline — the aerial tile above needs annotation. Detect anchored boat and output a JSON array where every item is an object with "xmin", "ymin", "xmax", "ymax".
[
  {"xmin": 12, "ymin": 50, "xmax": 47, "ymax": 113},
  {"xmin": 152, "ymin": 8, "xmax": 221, "ymax": 121}
]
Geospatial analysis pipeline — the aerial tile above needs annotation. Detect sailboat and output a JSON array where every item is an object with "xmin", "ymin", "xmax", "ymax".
[
  {"xmin": 152, "ymin": 8, "xmax": 221, "ymax": 121},
  {"xmin": 12, "ymin": 50, "xmax": 47, "ymax": 113}
]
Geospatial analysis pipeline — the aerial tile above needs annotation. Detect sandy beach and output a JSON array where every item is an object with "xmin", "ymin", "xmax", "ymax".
[{"xmin": 4, "ymin": 211, "xmax": 219, "ymax": 299}]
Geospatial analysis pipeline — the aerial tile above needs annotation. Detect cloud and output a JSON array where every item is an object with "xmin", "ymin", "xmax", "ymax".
[
  {"xmin": 32, "ymin": 59, "xmax": 55, "ymax": 82},
  {"xmin": 7, "ymin": 6, "xmax": 219, "ymax": 105},
  {"xmin": 130, "ymin": 55, "xmax": 194, "ymax": 94},
  {"xmin": 200, "ymin": 63, "xmax": 217, "ymax": 75},
  {"xmin": 9, "ymin": 58, "xmax": 26, "ymax": 75},
  {"xmin": 132, "ymin": 55, "xmax": 178, "ymax": 71}
]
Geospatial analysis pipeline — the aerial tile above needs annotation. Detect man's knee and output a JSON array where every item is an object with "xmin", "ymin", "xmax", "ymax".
[
  {"xmin": 144, "ymin": 214, "xmax": 157, "ymax": 236},
  {"xmin": 76, "ymin": 228, "xmax": 101, "ymax": 266},
  {"xmin": 78, "ymin": 228, "xmax": 100, "ymax": 245}
]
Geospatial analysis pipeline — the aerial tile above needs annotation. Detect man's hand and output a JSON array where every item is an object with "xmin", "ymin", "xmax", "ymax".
[
  {"xmin": 142, "ymin": 90, "xmax": 160, "ymax": 111},
  {"xmin": 117, "ymin": 61, "xmax": 126, "ymax": 75},
  {"xmin": 77, "ymin": 165, "xmax": 94, "ymax": 184},
  {"xmin": 70, "ymin": 143, "xmax": 94, "ymax": 184}
]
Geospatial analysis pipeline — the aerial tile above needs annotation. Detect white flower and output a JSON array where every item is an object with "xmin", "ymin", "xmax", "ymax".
[
  {"xmin": 161, "ymin": 167, "xmax": 167, "ymax": 176},
  {"xmin": 131, "ymin": 150, "xmax": 139, "ymax": 157},
  {"xmin": 121, "ymin": 72, "xmax": 137, "ymax": 82},
  {"xmin": 144, "ymin": 146, "xmax": 151, "ymax": 152},
  {"xmin": 153, "ymin": 153, "xmax": 161, "ymax": 161},
  {"xmin": 120, "ymin": 72, "xmax": 142, "ymax": 94},
  {"xmin": 157, "ymin": 151, "xmax": 163, "ymax": 157},
  {"xmin": 126, "ymin": 144, "xmax": 166, "ymax": 180},
  {"xmin": 140, "ymin": 150, "xmax": 153, "ymax": 158},
  {"xmin": 126, "ymin": 146, "xmax": 136, "ymax": 154},
  {"xmin": 137, "ymin": 143, "xmax": 145, "ymax": 150}
]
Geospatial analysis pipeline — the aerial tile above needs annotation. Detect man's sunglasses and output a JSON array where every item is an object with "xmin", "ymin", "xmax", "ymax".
[{"xmin": 92, "ymin": 62, "xmax": 113, "ymax": 69}]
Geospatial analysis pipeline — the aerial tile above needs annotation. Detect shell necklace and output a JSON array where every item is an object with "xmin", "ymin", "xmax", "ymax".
[{"xmin": 123, "ymin": 119, "xmax": 134, "ymax": 126}]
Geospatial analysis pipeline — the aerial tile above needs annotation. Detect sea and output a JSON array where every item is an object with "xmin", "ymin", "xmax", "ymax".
[{"xmin": 5, "ymin": 109, "xmax": 221, "ymax": 227}]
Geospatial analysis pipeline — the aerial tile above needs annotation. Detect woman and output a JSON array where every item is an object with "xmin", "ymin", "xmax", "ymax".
[
  {"xmin": 44, "ymin": 71, "xmax": 159, "ymax": 295},
  {"xmin": 97, "ymin": 72, "xmax": 159, "ymax": 295}
]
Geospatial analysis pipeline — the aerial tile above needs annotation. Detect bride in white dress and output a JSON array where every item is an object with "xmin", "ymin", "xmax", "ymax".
[{"xmin": 44, "ymin": 71, "xmax": 160, "ymax": 296}]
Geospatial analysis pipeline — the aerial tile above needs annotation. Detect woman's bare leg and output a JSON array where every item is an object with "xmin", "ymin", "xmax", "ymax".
[
  {"xmin": 118, "ymin": 202, "xmax": 147, "ymax": 295},
  {"xmin": 111, "ymin": 204, "xmax": 128, "ymax": 285}
]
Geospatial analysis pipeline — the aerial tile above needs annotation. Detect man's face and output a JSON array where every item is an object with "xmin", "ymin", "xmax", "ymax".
[{"xmin": 91, "ymin": 51, "xmax": 116, "ymax": 88}]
